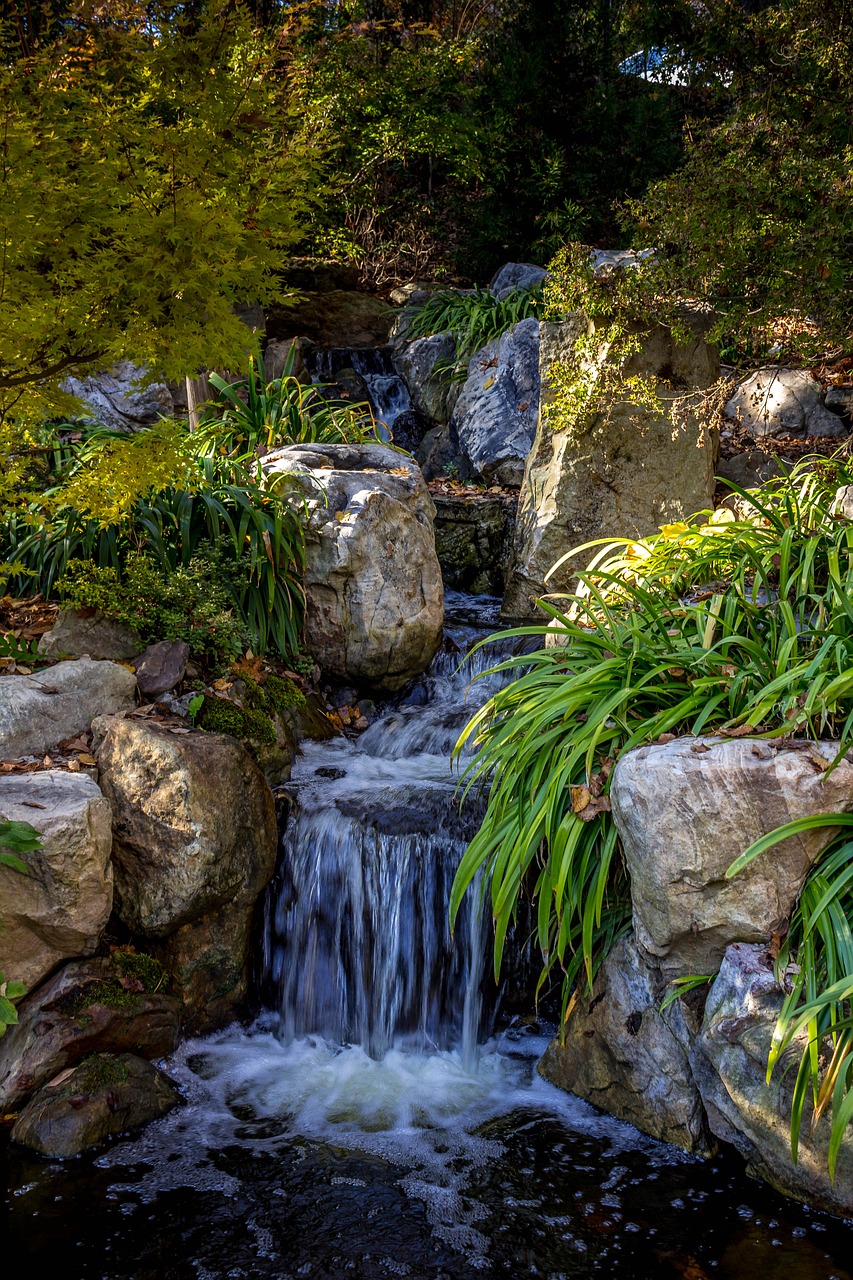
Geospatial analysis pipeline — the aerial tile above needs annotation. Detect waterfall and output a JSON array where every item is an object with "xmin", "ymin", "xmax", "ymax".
[
  {"xmin": 307, "ymin": 345, "xmax": 412, "ymax": 435},
  {"xmin": 261, "ymin": 594, "xmax": 524, "ymax": 1067}
]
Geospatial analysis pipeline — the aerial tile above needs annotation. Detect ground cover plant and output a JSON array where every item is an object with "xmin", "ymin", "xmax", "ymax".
[
  {"xmin": 451, "ymin": 456, "xmax": 853, "ymax": 1171},
  {"xmin": 0, "ymin": 350, "xmax": 376, "ymax": 665}
]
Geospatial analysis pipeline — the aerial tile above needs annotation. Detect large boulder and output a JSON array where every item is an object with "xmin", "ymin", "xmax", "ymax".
[
  {"xmin": 691, "ymin": 943, "xmax": 853, "ymax": 1213},
  {"xmin": 725, "ymin": 367, "xmax": 847, "ymax": 439},
  {"xmin": 263, "ymin": 443, "xmax": 444, "ymax": 691},
  {"xmin": 502, "ymin": 314, "xmax": 719, "ymax": 619},
  {"xmin": 394, "ymin": 332, "xmax": 461, "ymax": 425},
  {"xmin": 11, "ymin": 1052, "xmax": 179, "ymax": 1157},
  {"xmin": 0, "ymin": 954, "xmax": 181, "ymax": 1111},
  {"xmin": 489, "ymin": 262, "xmax": 548, "ymax": 299},
  {"xmin": 63, "ymin": 361, "xmax": 173, "ymax": 431},
  {"xmin": 97, "ymin": 718, "xmax": 277, "ymax": 1030},
  {"xmin": 0, "ymin": 657, "xmax": 137, "ymax": 758},
  {"xmin": 450, "ymin": 317, "xmax": 540, "ymax": 486},
  {"xmin": 98, "ymin": 718, "xmax": 277, "ymax": 941},
  {"xmin": 538, "ymin": 934, "xmax": 709, "ymax": 1152},
  {"xmin": 37, "ymin": 609, "xmax": 142, "ymax": 662},
  {"xmin": 611, "ymin": 736, "xmax": 853, "ymax": 980},
  {"xmin": 0, "ymin": 772, "xmax": 113, "ymax": 991},
  {"xmin": 265, "ymin": 291, "xmax": 393, "ymax": 349}
]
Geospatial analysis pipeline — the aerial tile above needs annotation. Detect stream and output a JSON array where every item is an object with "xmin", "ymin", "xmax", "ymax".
[{"xmin": 4, "ymin": 594, "xmax": 853, "ymax": 1278}]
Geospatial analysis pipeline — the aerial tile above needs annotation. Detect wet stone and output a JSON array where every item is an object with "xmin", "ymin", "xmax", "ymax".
[
  {"xmin": 0, "ymin": 954, "xmax": 181, "ymax": 1112},
  {"xmin": 11, "ymin": 1053, "xmax": 180, "ymax": 1158}
]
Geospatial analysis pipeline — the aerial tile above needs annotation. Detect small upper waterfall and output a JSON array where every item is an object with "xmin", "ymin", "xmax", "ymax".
[{"xmin": 307, "ymin": 345, "xmax": 412, "ymax": 435}]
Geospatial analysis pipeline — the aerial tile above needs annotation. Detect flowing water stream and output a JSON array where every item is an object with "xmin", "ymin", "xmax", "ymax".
[{"xmin": 4, "ymin": 593, "xmax": 853, "ymax": 1277}]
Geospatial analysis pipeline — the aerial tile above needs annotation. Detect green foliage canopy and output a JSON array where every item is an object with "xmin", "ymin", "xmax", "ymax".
[{"xmin": 0, "ymin": 0, "xmax": 323, "ymax": 426}]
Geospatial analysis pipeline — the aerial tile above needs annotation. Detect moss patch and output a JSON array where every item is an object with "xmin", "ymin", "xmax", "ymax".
[
  {"xmin": 60, "ymin": 952, "xmax": 169, "ymax": 1018},
  {"xmin": 114, "ymin": 951, "xmax": 167, "ymax": 993},
  {"xmin": 264, "ymin": 674, "xmax": 305, "ymax": 713},
  {"xmin": 196, "ymin": 693, "xmax": 277, "ymax": 745}
]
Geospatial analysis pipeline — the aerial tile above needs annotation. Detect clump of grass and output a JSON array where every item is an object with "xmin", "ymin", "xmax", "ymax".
[{"xmin": 451, "ymin": 454, "xmax": 853, "ymax": 1173}]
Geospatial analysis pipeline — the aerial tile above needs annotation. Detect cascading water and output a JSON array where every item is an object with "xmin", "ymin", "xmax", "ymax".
[
  {"xmin": 7, "ymin": 591, "xmax": 853, "ymax": 1276},
  {"xmin": 309, "ymin": 345, "xmax": 412, "ymax": 434},
  {"xmin": 262, "ymin": 593, "xmax": 515, "ymax": 1067}
]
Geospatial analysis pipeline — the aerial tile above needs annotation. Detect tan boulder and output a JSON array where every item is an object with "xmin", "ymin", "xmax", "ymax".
[
  {"xmin": 502, "ymin": 314, "xmax": 719, "ymax": 618},
  {"xmin": 611, "ymin": 736, "xmax": 853, "ymax": 979},
  {"xmin": 263, "ymin": 443, "xmax": 444, "ymax": 691},
  {"xmin": 0, "ymin": 771, "xmax": 113, "ymax": 990}
]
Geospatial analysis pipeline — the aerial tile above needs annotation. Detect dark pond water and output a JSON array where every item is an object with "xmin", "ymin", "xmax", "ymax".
[{"xmin": 3, "ymin": 1023, "xmax": 853, "ymax": 1280}]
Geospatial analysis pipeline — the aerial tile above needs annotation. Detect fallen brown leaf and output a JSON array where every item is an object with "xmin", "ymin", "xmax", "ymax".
[{"xmin": 572, "ymin": 785, "xmax": 591, "ymax": 814}]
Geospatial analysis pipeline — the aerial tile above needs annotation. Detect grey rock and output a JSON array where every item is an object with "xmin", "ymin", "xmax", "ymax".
[
  {"xmin": 0, "ymin": 955, "xmax": 181, "ymax": 1111},
  {"xmin": 826, "ymin": 385, "xmax": 853, "ymax": 417},
  {"xmin": 590, "ymin": 247, "xmax": 656, "ymax": 277},
  {"xmin": 725, "ymin": 367, "xmax": 825, "ymax": 438},
  {"xmin": 432, "ymin": 492, "xmax": 516, "ymax": 596},
  {"xmin": 262, "ymin": 444, "xmax": 444, "ymax": 691},
  {"xmin": 489, "ymin": 262, "xmax": 548, "ymax": 300},
  {"xmin": 12, "ymin": 1053, "xmax": 179, "ymax": 1157},
  {"xmin": 99, "ymin": 717, "xmax": 277, "ymax": 940},
  {"xmin": 416, "ymin": 423, "xmax": 460, "ymax": 481},
  {"xmin": 691, "ymin": 943, "xmax": 853, "ymax": 1212},
  {"xmin": 134, "ymin": 640, "xmax": 190, "ymax": 700},
  {"xmin": 0, "ymin": 772, "xmax": 113, "ymax": 991},
  {"xmin": 394, "ymin": 332, "xmax": 461, "ymax": 425},
  {"xmin": 716, "ymin": 450, "xmax": 785, "ymax": 496},
  {"xmin": 37, "ymin": 610, "xmax": 142, "ymax": 662},
  {"xmin": 64, "ymin": 361, "xmax": 173, "ymax": 431},
  {"xmin": 835, "ymin": 485, "xmax": 853, "ymax": 520},
  {"xmin": 0, "ymin": 656, "xmax": 137, "ymax": 758},
  {"xmin": 503, "ymin": 314, "xmax": 719, "ymax": 619},
  {"xmin": 807, "ymin": 401, "xmax": 849, "ymax": 438},
  {"xmin": 450, "ymin": 317, "xmax": 540, "ymax": 487},
  {"xmin": 538, "ymin": 934, "xmax": 709, "ymax": 1152},
  {"xmin": 611, "ymin": 736, "xmax": 853, "ymax": 980}
]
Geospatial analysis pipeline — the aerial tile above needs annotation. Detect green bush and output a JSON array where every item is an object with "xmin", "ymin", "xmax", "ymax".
[
  {"xmin": 452, "ymin": 455, "xmax": 853, "ymax": 1044},
  {"xmin": 58, "ymin": 553, "xmax": 248, "ymax": 667},
  {"xmin": 1, "ymin": 418, "xmax": 306, "ymax": 660}
]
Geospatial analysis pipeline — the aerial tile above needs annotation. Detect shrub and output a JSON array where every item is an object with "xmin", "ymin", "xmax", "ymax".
[
  {"xmin": 451, "ymin": 455, "xmax": 853, "ymax": 1037},
  {"xmin": 401, "ymin": 286, "xmax": 542, "ymax": 381},
  {"xmin": 58, "ymin": 554, "xmax": 249, "ymax": 667},
  {"xmin": 1, "ymin": 419, "xmax": 306, "ymax": 660}
]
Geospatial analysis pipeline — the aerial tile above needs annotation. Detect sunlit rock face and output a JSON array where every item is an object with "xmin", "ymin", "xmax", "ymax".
[
  {"xmin": 450, "ymin": 317, "xmax": 541, "ymax": 487},
  {"xmin": 502, "ymin": 311, "xmax": 719, "ymax": 619},
  {"xmin": 611, "ymin": 735, "xmax": 853, "ymax": 981},
  {"xmin": 0, "ymin": 771, "xmax": 113, "ymax": 991},
  {"xmin": 262, "ymin": 443, "xmax": 444, "ymax": 692},
  {"xmin": 691, "ymin": 942, "xmax": 853, "ymax": 1214}
]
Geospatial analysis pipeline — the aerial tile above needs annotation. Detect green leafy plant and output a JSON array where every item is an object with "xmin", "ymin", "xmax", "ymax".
[
  {"xmin": 0, "ymin": 817, "xmax": 41, "ymax": 876},
  {"xmin": 401, "ymin": 286, "xmax": 542, "ymax": 382},
  {"xmin": 451, "ymin": 455, "xmax": 853, "ymax": 1025},
  {"xmin": 196, "ymin": 351, "xmax": 376, "ymax": 460},
  {"xmin": 728, "ymin": 815, "xmax": 853, "ymax": 1178},
  {"xmin": 58, "ymin": 554, "xmax": 249, "ymax": 668},
  {"xmin": 659, "ymin": 974, "xmax": 713, "ymax": 1014},
  {"xmin": 2, "ymin": 421, "xmax": 306, "ymax": 661}
]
